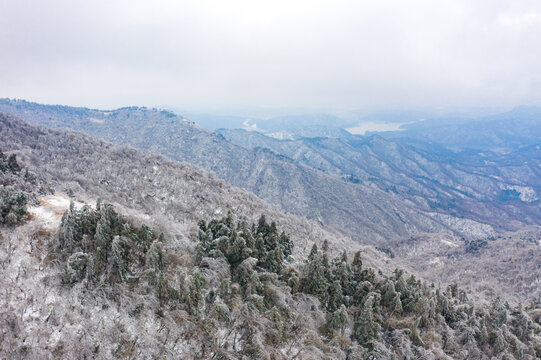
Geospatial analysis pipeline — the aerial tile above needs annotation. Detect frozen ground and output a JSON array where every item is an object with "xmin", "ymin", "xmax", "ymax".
[{"xmin": 28, "ymin": 195, "xmax": 87, "ymax": 230}]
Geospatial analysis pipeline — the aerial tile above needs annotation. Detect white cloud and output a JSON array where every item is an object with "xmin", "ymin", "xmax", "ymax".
[
  {"xmin": 498, "ymin": 12, "xmax": 541, "ymax": 30},
  {"xmin": 0, "ymin": 0, "xmax": 540, "ymax": 111}
]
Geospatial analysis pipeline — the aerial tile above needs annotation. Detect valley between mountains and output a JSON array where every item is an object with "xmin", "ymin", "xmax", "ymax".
[{"xmin": 1, "ymin": 101, "xmax": 541, "ymax": 359}]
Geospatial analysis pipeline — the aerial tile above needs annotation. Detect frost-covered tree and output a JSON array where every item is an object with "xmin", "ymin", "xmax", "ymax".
[{"xmin": 354, "ymin": 293, "xmax": 381, "ymax": 348}]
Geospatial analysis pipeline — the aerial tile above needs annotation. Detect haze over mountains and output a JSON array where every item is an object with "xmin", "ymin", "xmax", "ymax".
[
  {"xmin": 218, "ymin": 124, "xmax": 540, "ymax": 230},
  {"xmin": 1, "ymin": 100, "xmax": 541, "ymax": 358},
  {"xmin": 0, "ymin": 112, "xmax": 360, "ymax": 258},
  {"xmin": 2, "ymin": 98, "xmax": 540, "ymax": 301},
  {"xmin": 1, "ymin": 99, "xmax": 539, "ymax": 246},
  {"xmin": 385, "ymin": 106, "xmax": 541, "ymax": 152}
]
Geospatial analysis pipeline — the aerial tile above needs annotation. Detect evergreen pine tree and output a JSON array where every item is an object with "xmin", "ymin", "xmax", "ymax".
[
  {"xmin": 7, "ymin": 154, "xmax": 21, "ymax": 173},
  {"xmin": 300, "ymin": 245, "xmax": 329, "ymax": 301},
  {"xmin": 111, "ymin": 235, "xmax": 130, "ymax": 282},
  {"xmin": 351, "ymin": 250, "xmax": 363, "ymax": 279},
  {"xmin": 328, "ymin": 304, "xmax": 349, "ymax": 335},
  {"xmin": 354, "ymin": 293, "xmax": 381, "ymax": 348},
  {"xmin": 327, "ymin": 279, "xmax": 344, "ymax": 312}
]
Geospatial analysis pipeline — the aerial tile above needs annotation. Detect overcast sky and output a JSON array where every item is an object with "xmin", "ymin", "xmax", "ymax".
[{"xmin": 1, "ymin": 0, "xmax": 541, "ymax": 112}]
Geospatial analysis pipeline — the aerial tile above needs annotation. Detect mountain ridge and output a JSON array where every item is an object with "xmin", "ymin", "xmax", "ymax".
[
  {"xmin": 0, "ymin": 98, "xmax": 499, "ymax": 245},
  {"xmin": 218, "ymin": 127, "xmax": 540, "ymax": 231},
  {"xmin": 2, "ymin": 113, "xmax": 541, "ymax": 359}
]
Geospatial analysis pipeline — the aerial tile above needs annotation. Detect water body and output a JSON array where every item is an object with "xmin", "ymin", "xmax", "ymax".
[{"xmin": 346, "ymin": 120, "xmax": 423, "ymax": 135}]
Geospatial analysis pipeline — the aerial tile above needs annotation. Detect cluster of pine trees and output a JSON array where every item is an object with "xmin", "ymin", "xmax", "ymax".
[
  {"xmin": 0, "ymin": 150, "xmax": 33, "ymax": 226},
  {"xmin": 54, "ymin": 206, "xmax": 541, "ymax": 358},
  {"xmin": 196, "ymin": 213, "xmax": 293, "ymax": 274},
  {"xmin": 192, "ymin": 213, "xmax": 541, "ymax": 358},
  {"xmin": 55, "ymin": 201, "xmax": 162, "ymax": 285}
]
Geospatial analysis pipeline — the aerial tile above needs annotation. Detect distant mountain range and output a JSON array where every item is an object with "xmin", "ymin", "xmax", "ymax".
[
  {"xmin": 1, "ymin": 102, "xmax": 540, "ymax": 305},
  {"xmin": 218, "ymin": 127, "xmax": 540, "ymax": 231},
  {"xmin": 1, "ymin": 99, "xmax": 540, "ymax": 246},
  {"xmin": 0, "ymin": 111, "xmax": 360, "ymax": 258},
  {"xmin": 383, "ymin": 106, "xmax": 541, "ymax": 151},
  {"xmin": 3, "ymin": 111, "xmax": 541, "ymax": 358}
]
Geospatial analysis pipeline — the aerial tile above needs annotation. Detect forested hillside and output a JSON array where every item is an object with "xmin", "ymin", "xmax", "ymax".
[
  {"xmin": 1, "ymin": 131, "xmax": 541, "ymax": 358},
  {"xmin": 0, "ymin": 99, "xmax": 503, "ymax": 244},
  {"xmin": 2, "ymin": 0, "xmax": 540, "ymax": 357},
  {"xmin": 217, "ymin": 128, "xmax": 541, "ymax": 232},
  {"xmin": 0, "ymin": 112, "xmax": 362, "ymax": 259}
]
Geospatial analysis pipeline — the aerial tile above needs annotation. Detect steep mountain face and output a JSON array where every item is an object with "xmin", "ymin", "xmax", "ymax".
[
  {"xmin": 217, "ymin": 122, "xmax": 541, "ymax": 304},
  {"xmin": 0, "ymin": 112, "xmax": 364, "ymax": 258},
  {"xmin": 217, "ymin": 128, "xmax": 541, "ymax": 232},
  {"xmin": 2, "ymin": 114, "xmax": 541, "ymax": 359},
  {"xmin": 3, "ymin": 112, "xmax": 538, "ymax": 303},
  {"xmin": 0, "ymin": 99, "xmax": 494, "ymax": 245}
]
